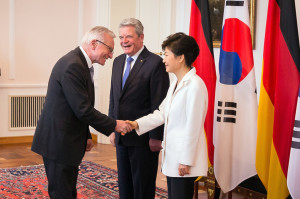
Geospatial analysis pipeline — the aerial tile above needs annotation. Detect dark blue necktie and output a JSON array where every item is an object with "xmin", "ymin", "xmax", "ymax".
[{"xmin": 122, "ymin": 57, "xmax": 134, "ymax": 89}]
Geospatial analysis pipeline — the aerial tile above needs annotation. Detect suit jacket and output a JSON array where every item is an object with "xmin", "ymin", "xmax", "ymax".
[
  {"xmin": 109, "ymin": 47, "xmax": 169, "ymax": 146},
  {"xmin": 136, "ymin": 68, "xmax": 209, "ymax": 177},
  {"xmin": 32, "ymin": 47, "xmax": 116, "ymax": 166}
]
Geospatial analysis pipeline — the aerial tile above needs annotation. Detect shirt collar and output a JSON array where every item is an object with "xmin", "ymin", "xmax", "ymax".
[
  {"xmin": 126, "ymin": 46, "xmax": 144, "ymax": 61},
  {"xmin": 172, "ymin": 67, "xmax": 196, "ymax": 94},
  {"xmin": 79, "ymin": 46, "xmax": 93, "ymax": 69},
  {"xmin": 181, "ymin": 67, "xmax": 196, "ymax": 82},
  {"xmin": 173, "ymin": 67, "xmax": 196, "ymax": 83}
]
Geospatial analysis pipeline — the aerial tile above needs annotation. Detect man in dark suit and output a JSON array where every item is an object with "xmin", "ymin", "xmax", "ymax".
[
  {"xmin": 31, "ymin": 26, "xmax": 131, "ymax": 199},
  {"xmin": 109, "ymin": 18, "xmax": 169, "ymax": 199}
]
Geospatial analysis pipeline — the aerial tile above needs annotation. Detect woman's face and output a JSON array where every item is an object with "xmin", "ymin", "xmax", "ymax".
[{"xmin": 163, "ymin": 47, "xmax": 181, "ymax": 74}]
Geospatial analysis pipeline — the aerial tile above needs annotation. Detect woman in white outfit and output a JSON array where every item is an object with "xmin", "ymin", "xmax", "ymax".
[{"xmin": 127, "ymin": 32, "xmax": 209, "ymax": 199}]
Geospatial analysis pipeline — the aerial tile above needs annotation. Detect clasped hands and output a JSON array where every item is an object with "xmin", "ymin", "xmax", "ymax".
[
  {"xmin": 115, "ymin": 120, "xmax": 138, "ymax": 135},
  {"xmin": 114, "ymin": 120, "xmax": 162, "ymax": 152}
]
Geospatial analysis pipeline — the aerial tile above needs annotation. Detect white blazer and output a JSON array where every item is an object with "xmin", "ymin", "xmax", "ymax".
[{"xmin": 136, "ymin": 67, "xmax": 208, "ymax": 177}]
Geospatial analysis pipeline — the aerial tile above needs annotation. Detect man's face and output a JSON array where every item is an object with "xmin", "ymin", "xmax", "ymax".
[
  {"xmin": 93, "ymin": 33, "xmax": 114, "ymax": 65},
  {"xmin": 119, "ymin": 26, "xmax": 144, "ymax": 56}
]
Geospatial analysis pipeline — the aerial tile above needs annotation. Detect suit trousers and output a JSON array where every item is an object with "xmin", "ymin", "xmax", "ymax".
[
  {"xmin": 43, "ymin": 156, "xmax": 79, "ymax": 199},
  {"xmin": 167, "ymin": 176, "xmax": 197, "ymax": 199},
  {"xmin": 116, "ymin": 143, "xmax": 159, "ymax": 199}
]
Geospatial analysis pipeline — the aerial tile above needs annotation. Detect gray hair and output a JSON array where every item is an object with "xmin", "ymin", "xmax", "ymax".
[
  {"xmin": 119, "ymin": 18, "xmax": 144, "ymax": 36},
  {"xmin": 81, "ymin": 26, "xmax": 115, "ymax": 45}
]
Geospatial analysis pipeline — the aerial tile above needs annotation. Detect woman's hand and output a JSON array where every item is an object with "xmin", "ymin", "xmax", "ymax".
[
  {"xmin": 126, "ymin": 120, "xmax": 139, "ymax": 129},
  {"xmin": 178, "ymin": 164, "xmax": 191, "ymax": 176}
]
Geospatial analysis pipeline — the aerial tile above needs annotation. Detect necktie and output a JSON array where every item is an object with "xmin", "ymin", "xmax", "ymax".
[
  {"xmin": 122, "ymin": 57, "xmax": 134, "ymax": 88},
  {"xmin": 89, "ymin": 66, "xmax": 94, "ymax": 82}
]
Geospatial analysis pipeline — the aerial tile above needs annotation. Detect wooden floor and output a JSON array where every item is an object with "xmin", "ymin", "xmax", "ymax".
[{"xmin": 0, "ymin": 141, "xmax": 167, "ymax": 190}]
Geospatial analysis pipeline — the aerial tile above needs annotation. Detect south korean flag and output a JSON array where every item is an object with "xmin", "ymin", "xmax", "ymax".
[{"xmin": 288, "ymin": 88, "xmax": 300, "ymax": 199}]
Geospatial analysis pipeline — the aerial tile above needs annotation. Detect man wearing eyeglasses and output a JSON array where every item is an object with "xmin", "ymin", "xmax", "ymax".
[
  {"xmin": 108, "ymin": 18, "xmax": 169, "ymax": 199},
  {"xmin": 31, "ymin": 26, "xmax": 132, "ymax": 199}
]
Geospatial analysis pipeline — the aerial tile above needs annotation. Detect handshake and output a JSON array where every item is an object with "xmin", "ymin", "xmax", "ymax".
[{"xmin": 115, "ymin": 120, "xmax": 139, "ymax": 135}]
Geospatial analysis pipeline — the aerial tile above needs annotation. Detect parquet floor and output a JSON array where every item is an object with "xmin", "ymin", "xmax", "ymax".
[{"xmin": 0, "ymin": 141, "xmax": 167, "ymax": 190}]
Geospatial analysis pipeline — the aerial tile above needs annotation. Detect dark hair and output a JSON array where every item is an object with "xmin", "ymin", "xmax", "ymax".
[{"xmin": 161, "ymin": 32, "xmax": 199, "ymax": 67}]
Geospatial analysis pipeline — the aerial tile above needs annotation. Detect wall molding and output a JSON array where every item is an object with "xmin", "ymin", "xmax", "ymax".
[
  {"xmin": 136, "ymin": 0, "xmax": 140, "ymax": 19},
  {"xmin": 96, "ymin": 0, "xmax": 111, "ymax": 28},
  {"xmin": 9, "ymin": 0, "xmax": 15, "ymax": 79},
  {"xmin": 0, "ymin": 84, "xmax": 100, "ymax": 89},
  {"xmin": 78, "ymin": 0, "xmax": 83, "ymax": 45},
  {"xmin": 0, "ymin": 84, "xmax": 48, "ymax": 88},
  {"xmin": 93, "ymin": 0, "xmax": 112, "ymax": 144}
]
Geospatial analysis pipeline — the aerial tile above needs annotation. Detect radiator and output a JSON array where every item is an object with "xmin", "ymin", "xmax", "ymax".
[{"xmin": 9, "ymin": 95, "xmax": 45, "ymax": 130}]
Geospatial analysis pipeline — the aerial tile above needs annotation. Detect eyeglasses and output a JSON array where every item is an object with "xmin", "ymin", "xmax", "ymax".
[{"xmin": 96, "ymin": 40, "xmax": 114, "ymax": 53}]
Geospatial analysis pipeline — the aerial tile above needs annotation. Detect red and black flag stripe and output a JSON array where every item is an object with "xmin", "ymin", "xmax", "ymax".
[{"xmin": 189, "ymin": 0, "xmax": 216, "ymax": 166}]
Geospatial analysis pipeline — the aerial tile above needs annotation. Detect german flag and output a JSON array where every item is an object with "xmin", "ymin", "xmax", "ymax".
[
  {"xmin": 256, "ymin": 0, "xmax": 300, "ymax": 198},
  {"xmin": 189, "ymin": 0, "xmax": 216, "ymax": 166}
]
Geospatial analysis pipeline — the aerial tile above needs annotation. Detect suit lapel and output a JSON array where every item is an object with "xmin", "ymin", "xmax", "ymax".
[
  {"xmin": 164, "ymin": 81, "xmax": 176, "ymax": 121},
  {"xmin": 90, "ymin": 80, "xmax": 95, "ymax": 106},
  {"xmin": 115, "ymin": 54, "xmax": 126, "ymax": 96},
  {"xmin": 76, "ymin": 47, "xmax": 95, "ymax": 106},
  {"xmin": 121, "ymin": 48, "xmax": 149, "ymax": 94}
]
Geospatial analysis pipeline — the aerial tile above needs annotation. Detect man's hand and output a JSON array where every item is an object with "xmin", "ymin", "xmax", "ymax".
[
  {"xmin": 126, "ymin": 120, "xmax": 139, "ymax": 129},
  {"xmin": 115, "ymin": 120, "xmax": 132, "ymax": 134},
  {"xmin": 178, "ymin": 164, "xmax": 191, "ymax": 176},
  {"xmin": 149, "ymin": 138, "xmax": 162, "ymax": 152},
  {"xmin": 109, "ymin": 133, "xmax": 116, "ymax": 147},
  {"xmin": 86, "ymin": 139, "xmax": 94, "ymax": 151}
]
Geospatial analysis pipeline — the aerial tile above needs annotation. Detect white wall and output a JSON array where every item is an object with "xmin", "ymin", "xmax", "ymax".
[
  {"xmin": 0, "ymin": 0, "xmax": 173, "ymax": 141},
  {"xmin": 0, "ymin": 0, "xmax": 300, "ymax": 140},
  {"xmin": 0, "ymin": 0, "xmax": 109, "ymax": 138}
]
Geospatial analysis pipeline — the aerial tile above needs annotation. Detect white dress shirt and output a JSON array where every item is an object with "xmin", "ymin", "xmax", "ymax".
[{"xmin": 122, "ymin": 46, "xmax": 144, "ymax": 76}]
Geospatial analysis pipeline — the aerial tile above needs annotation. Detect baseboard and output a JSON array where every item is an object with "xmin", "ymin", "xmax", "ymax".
[
  {"xmin": 0, "ymin": 136, "xmax": 33, "ymax": 144},
  {"xmin": 0, "ymin": 134, "xmax": 98, "ymax": 145}
]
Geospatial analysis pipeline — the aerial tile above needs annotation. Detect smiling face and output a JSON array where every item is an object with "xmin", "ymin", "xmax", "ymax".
[
  {"xmin": 119, "ymin": 26, "xmax": 144, "ymax": 56},
  {"xmin": 92, "ymin": 32, "xmax": 114, "ymax": 65},
  {"xmin": 163, "ymin": 47, "xmax": 181, "ymax": 74}
]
